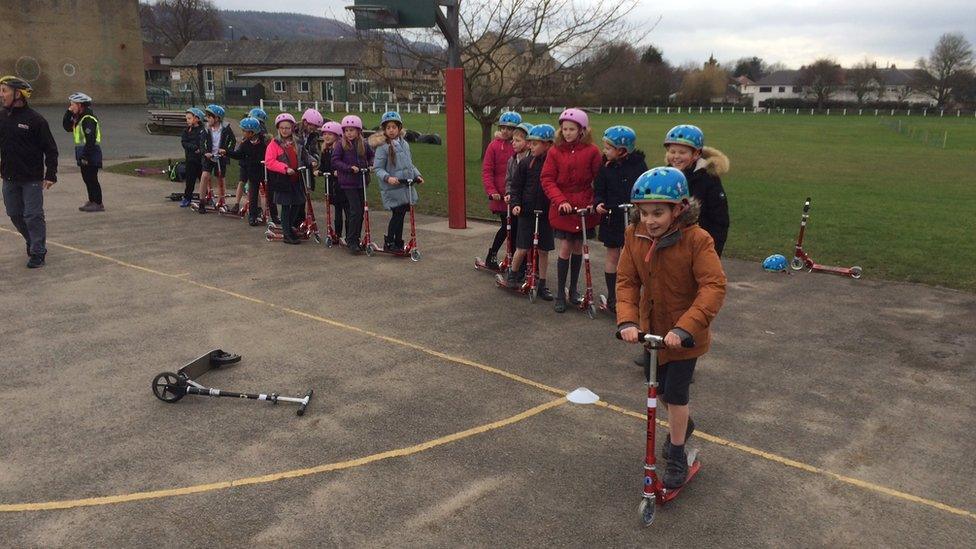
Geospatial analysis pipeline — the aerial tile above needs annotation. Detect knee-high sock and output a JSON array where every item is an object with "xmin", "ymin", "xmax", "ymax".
[
  {"xmin": 556, "ymin": 257, "xmax": 569, "ymax": 299},
  {"xmin": 569, "ymin": 253, "xmax": 582, "ymax": 294},
  {"xmin": 605, "ymin": 272, "xmax": 617, "ymax": 302}
]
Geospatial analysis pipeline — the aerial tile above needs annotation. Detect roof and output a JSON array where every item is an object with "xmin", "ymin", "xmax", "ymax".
[
  {"xmin": 172, "ymin": 40, "xmax": 365, "ymax": 67},
  {"xmin": 238, "ymin": 68, "xmax": 346, "ymax": 78},
  {"xmin": 755, "ymin": 70, "xmax": 801, "ymax": 86}
]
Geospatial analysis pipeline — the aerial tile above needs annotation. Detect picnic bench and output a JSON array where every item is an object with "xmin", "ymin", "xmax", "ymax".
[{"xmin": 146, "ymin": 110, "xmax": 187, "ymax": 135}]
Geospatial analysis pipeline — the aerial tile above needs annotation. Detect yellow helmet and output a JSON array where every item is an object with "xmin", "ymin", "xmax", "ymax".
[{"xmin": 0, "ymin": 75, "xmax": 33, "ymax": 99}]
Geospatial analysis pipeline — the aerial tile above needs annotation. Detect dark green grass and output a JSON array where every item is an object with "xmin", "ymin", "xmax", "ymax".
[{"xmin": 111, "ymin": 111, "xmax": 976, "ymax": 291}]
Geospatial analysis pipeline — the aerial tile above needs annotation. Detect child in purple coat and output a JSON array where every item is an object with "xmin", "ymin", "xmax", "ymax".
[{"xmin": 331, "ymin": 115, "xmax": 374, "ymax": 254}]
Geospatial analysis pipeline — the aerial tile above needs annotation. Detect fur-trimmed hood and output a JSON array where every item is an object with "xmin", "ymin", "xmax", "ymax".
[
  {"xmin": 693, "ymin": 147, "xmax": 729, "ymax": 177},
  {"xmin": 678, "ymin": 197, "xmax": 702, "ymax": 227},
  {"xmin": 368, "ymin": 131, "xmax": 389, "ymax": 149}
]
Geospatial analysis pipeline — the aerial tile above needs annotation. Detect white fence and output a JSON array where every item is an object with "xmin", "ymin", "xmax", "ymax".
[{"xmin": 258, "ymin": 99, "xmax": 975, "ymax": 118}]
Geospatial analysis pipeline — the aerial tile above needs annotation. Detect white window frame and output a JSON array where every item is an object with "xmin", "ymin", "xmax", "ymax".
[
  {"xmin": 299, "ymin": 80, "xmax": 310, "ymax": 94},
  {"xmin": 204, "ymin": 69, "xmax": 215, "ymax": 93},
  {"xmin": 180, "ymin": 83, "xmax": 192, "ymax": 92},
  {"xmin": 273, "ymin": 80, "xmax": 286, "ymax": 93},
  {"xmin": 323, "ymin": 81, "xmax": 335, "ymax": 101},
  {"xmin": 225, "ymin": 69, "xmax": 234, "ymax": 82},
  {"xmin": 349, "ymin": 80, "xmax": 357, "ymax": 94}
]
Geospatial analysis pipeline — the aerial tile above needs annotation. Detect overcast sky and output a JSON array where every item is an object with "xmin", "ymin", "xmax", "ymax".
[{"xmin": 212, "ymin": 0, "xmax": 975, "ymax": 68}]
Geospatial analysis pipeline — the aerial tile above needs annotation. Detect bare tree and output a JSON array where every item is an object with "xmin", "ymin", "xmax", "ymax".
[
  {"xmin": 915, "ymin": 32, "xmax": 974, "ymax": 108},
  {"xmin": 369, "ymin": 0, "xmax": 638, "ymax": 155},
  {"xmin": 678, "ymin": 60, "xmax": 728, "ymax": 105},
  {"xmin": 140, "ymin": 0, "xmax": 222, "ymax": 54},
  {"xmin": 846, "ymin": 59, "xmax": 881, "ymax": 106},
  {"xmin": 797, "ymin": 58, "xmax": 843, "ymax": 110}
]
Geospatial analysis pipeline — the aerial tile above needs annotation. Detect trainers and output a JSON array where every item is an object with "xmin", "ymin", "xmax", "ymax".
[
  {"xmin": 499, "ymin": 268, "xmax": 519, "ymax": 289},
  {"xmin": 230, "ymin": 204, "xmax": 240, "ymax": 214},
  {"xmin": 198, "ymin": 204, "xmax": 207, "ymax": 214},
  {"xmin": 538, "ymin": 286, "xmax": 554, "ymax": 301},
  {"xmin": 78, "ymin": 201, "xmax": 92, "ymax": 211},
  {"xmin": 554, "ymin": 297, "xmax": 567, "ymax": 313},
  {"xmin": 569, "ymin": 288, "xmax": 582, "ymax": 305},
  {"xmin": 383, "ymin": 235, "xmax": 396, "ymax": 252},
  {"xmin": 663, "ymin": 418, "xmax": 695, "ymax": 459},
  {"xmin": 282, "ymin": 236, "xmax": 301, "ymax": 245},
  {"xmin": 89, "ymin": 203, "xmax": 105, "ymax": 212},
  {"xmin": 663, "ymin": 444, "xmax": 689, "ymax": 489},
  {"xmin": 248, "ymin": 218, "xmax": 261, "ymax": 227},
  {"xmin": 179, "ymin": 198, "xmax": 192, "ymax": 208},
  {"xmin": 27, "ymin": 254, "xmax": 45, "ymax": 269},
  {"xmin": 485, "ymin": 252, "xmax": 500, "ymax": 271},
  {"xmin": 347, "ymin": 243, "xmax": 362, "ymax": 255}
]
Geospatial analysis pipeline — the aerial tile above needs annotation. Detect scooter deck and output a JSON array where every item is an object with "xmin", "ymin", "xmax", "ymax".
[
  {"xmin": 474, "ymin": 257, "xmax": 506, "ymax": 273},
  {"xmin": 659, "ymin": 449, "xmax": 701, "ymax": 503},
  {"xmin": 494, "ymin": 273, "xmax": 530, "ymax": 294}
]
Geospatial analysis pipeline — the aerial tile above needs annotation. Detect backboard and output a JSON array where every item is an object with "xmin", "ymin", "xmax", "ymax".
[{"xmin": 347, "ymin": 0, "xmax": 437, "ymax": 30}]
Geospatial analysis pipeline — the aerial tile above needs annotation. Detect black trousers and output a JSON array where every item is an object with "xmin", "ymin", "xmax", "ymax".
[
  {"xmin": 183, "ymin": 162, "xmax": 202, "ymax": 201},
  {"xmin": 281, "ymin": 204, "xmax": 303, "ymax": 240},
  {"xmin": 331, "ymin": 185, "xmax": 347, "ymax": 238},
  {"xmin": 490, "ymin": 211, "xmax": 518, "ymax": 256},
  {"xmin": 80, "ymin": 165, "xmax": 102, "ymax": 204},
  {"xmin": 343, "ymin": 187, "xmax": 365, "ymax": 245},
  {"xmin": 387, "ymin": 204, "xmax": 409, "ymax": 242}
]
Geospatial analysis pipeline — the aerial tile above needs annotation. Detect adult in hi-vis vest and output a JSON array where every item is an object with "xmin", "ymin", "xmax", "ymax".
[{"xmin": 62, "ymin": 92, "xmax": 104, "ymax": 212}]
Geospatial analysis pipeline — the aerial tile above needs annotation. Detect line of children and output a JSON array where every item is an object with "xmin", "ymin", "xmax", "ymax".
[
  {"xmin": 198, "ymin": 104, "xmax": 236, "ymax": 214},
  {"xmin": 331, "ymin": 115, "xmax": 374, "ymax": 254},
  {"xmin": 480, "ymin": 111, "xmax": 522, "ymax": 270},
  {"xmin": 616, "ymin": 166, "xmax": 726, "ymax": 488},
  {"xmin": 370, "ymin": 111, "xmax": 423, "ymax": 252},
  {"xmin": 498, "ymin": 124, "xmax": 557, "ymax": 299},
  {"xmin": 593, "ymin": 125, "xmax": 647, "ymax": 313},
  {"xmin": 540, "ymin": 108, "xmax": 603, "ymax": 313}
]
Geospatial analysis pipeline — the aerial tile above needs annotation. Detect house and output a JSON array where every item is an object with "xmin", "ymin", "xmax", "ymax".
[
  {"xmin": 169, "ymin": 39, "xmax": 439, "ymax": 106},
  {"xmin": 144, "ymin": 42, "xmax": 175, "ymax": 88},
  {"xmin": 740, "ymin": 68, "xmax": 937, "ymax": 108}
]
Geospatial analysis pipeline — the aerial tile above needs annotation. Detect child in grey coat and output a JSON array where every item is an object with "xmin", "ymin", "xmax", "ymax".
[{"xmin": 371, "ymin": 111, "xmax": 423, "ymax": 252}]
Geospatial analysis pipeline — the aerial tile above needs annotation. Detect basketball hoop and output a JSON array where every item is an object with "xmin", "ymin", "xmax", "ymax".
[{"xmin": 346, "ymin": 4, "xmax": 400, "ymax": 27}]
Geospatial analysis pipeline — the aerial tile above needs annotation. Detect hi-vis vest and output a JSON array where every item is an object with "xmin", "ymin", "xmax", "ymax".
[{"xmin": 73, "ymin": 114, "xmax": 101, "ymax": 145}]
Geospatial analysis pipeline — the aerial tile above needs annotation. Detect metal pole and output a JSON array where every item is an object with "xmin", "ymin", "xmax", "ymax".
[{"xmin": 438, "ymin": 1, "xmax": 466, "ymax": 228}]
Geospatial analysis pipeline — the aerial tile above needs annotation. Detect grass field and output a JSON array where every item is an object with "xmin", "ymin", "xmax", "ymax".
[{"xmin": 110, "ymin": 111, "xmax": 976, "ymax": 291}]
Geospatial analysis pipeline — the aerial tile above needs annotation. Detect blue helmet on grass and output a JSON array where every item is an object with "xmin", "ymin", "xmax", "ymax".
[
  {"xmin": 240, "ymin": 117, "xmax": 261, "ymax": 133},
  {"xmin": 185, "ymin": 107, "xmax": 206, "ymax": 121},
  {"xmin": 631, "ymin": 167, "xmax": 689, "ymax": 203},
  {"xmin": 603, "ymin": 125, "xmax": 637, "ymax": 153},
  {"xmin": 498, "ymin": 111, "xmax": 522, "ymax": 127},
  {"xmin": 526, "ymin": 124, "xmax": 556, "ymax": 142},
  {"xmin": 205, "ymin": 104, "xmax": 225, "ymax": 119},
  {"xmin": 381, "ymin": 111, "xmax": 403, "ymax": 126},
  {"xmin": 664, "ymin": 124, "xmax": 704, "ymax": 150},
  {"xmin": 248, "ymin": 107, "xmax": 268, "ymax": 122},
  {"xmin": 762, "ymin": 254, "xmax": 788, "ymax": 272}
]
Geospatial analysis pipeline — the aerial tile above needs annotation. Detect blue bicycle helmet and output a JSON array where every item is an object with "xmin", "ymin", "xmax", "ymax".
[
  {"xmin": 380, "ymin": 111, "xmax": 403, "ymax": 126},
  {"xmin": 248, "ymin": 107, "xmax": 268, "ymax": 122},
  {"xmin": 603, "ymin": 125, "xmax": 637, "ymax": 153},
  {"xmin": 631, "ymin": 167, "xmax": 689, "ymax": 203},
  {"xmin": 240, "ymin": 117, "xmax": 261, "ymax": 133},
  {"xmin": 526, "ymin": 124, "xmax": 556, "ymax": 142},
  {"xmin": 762, "ymin": 254, "xmax": 788, "ymax": 272},
  {"xmin": 515, "ymin": 122, "xmax": 535, "ymax": 135},
  {"xmin": 185, "ymin": 107, "xmax": 206, "ymax": 121},
  {"xmin": 664, "ymin": 124, "xmax": 704, "ymax": 150},
  {"xmin": 498, "ymin": 111, "xmax": 522, "ymax": 127},
  {"xmin": 205, "ymin": 104, "xmax": 225, "ymax": 119}
]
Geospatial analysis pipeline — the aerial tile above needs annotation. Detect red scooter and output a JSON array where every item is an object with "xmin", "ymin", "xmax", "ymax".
[
  {"xmin": 363, "ymin": 178, "xmax": 423, "ymax": 261},
  {"xmin": 475, "ymin": 205, "xmax": 514, "ymax": 273},
  {"xmin": 239, "ymin": 181, "xmax": 270, "ymax": 225},
  {"xmin": 791, "ymin": 197, "xmax": 862, "ymax": 279},
  {"xmin": 494, "ymin": 209, "xmax": 544, "ymax": 301},
  {"xmin": 559, "ymin": 207, "xmax": 598, "ymax": 319},
  {"xmin": 599, "ymin": 203, "xmax": 635, "ymax": 314},
  {"xmin": 616, "ymin": 331, "xmax": 700, "ymax": 526},
  {"xmin": 265, "ymin": 167, "xmax": 320, "ymax": 243},
  {"xmin": 320, "ymin": 172, "xmax": 347, "ymax": 249}
]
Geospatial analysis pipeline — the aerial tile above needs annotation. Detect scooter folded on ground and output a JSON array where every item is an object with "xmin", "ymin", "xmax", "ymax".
[
  {"xmin": 151, "ymin": 349, "xmax": 313, "ymax": 416},
  {"xmin": 615, "ymin": 331, "xmax": 699, "ymax": 526}
]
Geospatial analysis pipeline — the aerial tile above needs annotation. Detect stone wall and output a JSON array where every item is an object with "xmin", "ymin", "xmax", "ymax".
[{"xmin": 0, "ymin": 0, "xmax": 146, "ymax": 105}]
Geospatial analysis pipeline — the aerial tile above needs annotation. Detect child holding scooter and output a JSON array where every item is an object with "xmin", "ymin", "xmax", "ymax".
[
  {"xmin": 331, "ymin": 115, "xmax": 374, "ymax": 254},
  {"xmin": 227, "ymin": 117, "xmax": 268, "ymax": 226},
  {"xmin": 498, "ymin": 124, "xmax": 556, "ymax": 300},
  {"xmin": 616, "ymin": 166, "xmax": 726, "ymax": 488},
  {"xmin": 198, "ymin": 104, "xmax": 236, "ymax": 214},
  {"xmin": 300, "ymin": 109, "xmax": 324, "ymax": 191},
  {"xmin": 480, "ymin": 111, "xmax": 522, "ymax": 270},
  {"xmin": 317, "ymin": 121, "xmax": 344, "ymax": 241},
  {"xmin": 594, "ymin": 126, "xmax": 647, "ymax": 313},
  {"xmin": 370, "ymin": 111, "xmax": 423, "ymax": 252},
  {"xmin": 179, "ymin": 108, "xmax": 205, "ymax": 208},
  {"xmin": 264, "ymin": 113, "xmax": 304, "ymax": 245},
  {"xmin": 540, "ymin": 108, "xmax": 602, "ymax": 313},
  {"xmin": 663, "ymin": 125, "xmax": 729, "ymax": 256}
]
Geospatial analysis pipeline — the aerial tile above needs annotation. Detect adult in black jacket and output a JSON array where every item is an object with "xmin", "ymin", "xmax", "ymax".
[
  {"xmin": 0, "ymin": 76, "xmax": 58, "ymax": 268},
  {"xmin": 62, "ymin": 92, "xmax": 104, "ymax": 212},
  {"xmin": 179, "ymin": 108, "xmax": 205, "ymax": 207}
]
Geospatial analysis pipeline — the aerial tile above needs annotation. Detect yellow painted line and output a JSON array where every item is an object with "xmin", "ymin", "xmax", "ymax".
[
  {"xmin": 3, "ymin": 227, "xmax": 975, "ymax": 522},
  {"xmin": 0, "ymin": 398, "xmax": 565, "ymax": 512}
]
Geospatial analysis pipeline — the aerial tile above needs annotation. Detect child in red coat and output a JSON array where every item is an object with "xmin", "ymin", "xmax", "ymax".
[
  {"xmin": 540, "ymin": 108, "xmax": 602, "ymax": 312},
  {"xmin": 480, "ymin": 111, "xmax": 521, "ymax": 269}
]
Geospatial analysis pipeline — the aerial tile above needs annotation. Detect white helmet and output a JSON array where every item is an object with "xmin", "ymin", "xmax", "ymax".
[{"xmin": 68, "ymin": 92, "xmax": 92, "ymax": 104}]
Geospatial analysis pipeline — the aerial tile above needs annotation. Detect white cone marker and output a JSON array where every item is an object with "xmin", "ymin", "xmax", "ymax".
[{"xmin": 566, "ymin": 387, "xmax": 600, "ymax": 405}]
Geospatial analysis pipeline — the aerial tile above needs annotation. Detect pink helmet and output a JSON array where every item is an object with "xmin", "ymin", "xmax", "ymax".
[
  {"xmin": 340, "ymin": 115, "xmax": 363, "ymax": 130},
  {"xmin": 275, "ymin": 113, "xmax": 296, "ymax": 127},
  {"xmin": 558, "ymin": 108, "xmax": 589, "ymax": 130},
  {"xmin": 302, "ymin": 108, "xmax": 324, "ymax": 127},
  {"xmin": 321, "ymin": 121, "xmax": 342, "ymax": 137}
]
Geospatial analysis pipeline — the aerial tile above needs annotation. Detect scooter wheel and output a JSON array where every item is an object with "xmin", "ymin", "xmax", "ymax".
[
  {"xmin": 529, "ymin": 288, "xmax": 537, "ymax": 303},
  {"xmin": 410, "ymin": 249, "xmax": 421, "ymax": 262},
  {"xmin": 850, "ymin": 266, "xmax": 863, "ymax": 279},
  {"xmin": 587, "ymin": 304, "xmax": 596, "ymax": 319},
  {"xmin": 365, "ymin": 246, "xmax": 374, "ymax": 257},
  {"xmin": 152, "ymin": 372, "xmax": 185, "ymax": 403},
  {"xmin": 210, "ymin": 350, "xmax": 242, "ymax": 367},
  {"xmin": 789, "ymin": 257, "xmax": 804, "ymax": 271},
  {"xmin": 313, "ymin": 235, "xmax": 321, "ymax": 244},
  {"xmin": 637, "ymin": 497, "xmax": 656, "ymax": 527},
  {"xmin": 324, "ymin": 236, "xmax": 333, "ymax": 248}
]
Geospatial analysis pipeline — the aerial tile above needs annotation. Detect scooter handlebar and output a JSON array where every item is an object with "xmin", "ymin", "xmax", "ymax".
[
  {"xmin": 558, "ymin": 206, "xmax": 593, "ymax": 216},
  {"xmin": 615, "ymin": 331, "xmax": 695, "ymax": 348}
]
